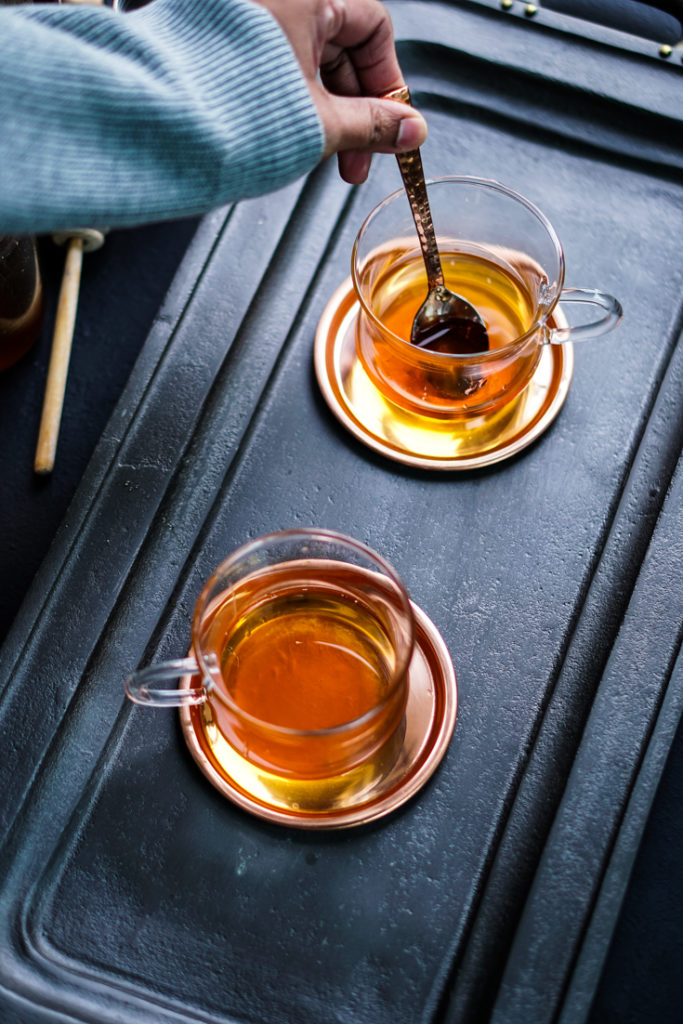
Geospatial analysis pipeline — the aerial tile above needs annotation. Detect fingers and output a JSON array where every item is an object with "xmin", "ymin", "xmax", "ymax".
[
  {"xmin": 337, "ymin": 150, "xmax": 372, "ymax": 184},
  {"xmin": 257, "ymin": 0, "xmax": 427, "ymax": 183},
  {"xmin": 318, "ymin": 92, "xmax": 427, "ymax": 181},
  {"xmin": 320, "ymin": 0, "xmax": 403, "ymax": 99},
  {"xmin": 315, "ymin": 0, "xmax": 426, "ymax": 182}
]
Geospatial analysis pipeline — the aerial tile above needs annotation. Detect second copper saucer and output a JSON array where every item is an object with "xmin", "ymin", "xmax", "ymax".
[
  {"xmin": 314, "ymin": 278, "xmax": 573, "ymax": 470},
  {"xmin": 179, "ymin": 601, "xmax": 457, "ymax": 830}
]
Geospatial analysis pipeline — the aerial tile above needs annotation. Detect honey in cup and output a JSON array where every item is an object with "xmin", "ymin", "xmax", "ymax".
[
  {"xmin": 352, "ymin": 177, "xmax": 622, "ymax": 422},
  {"xmin": 125, "ymin": 530, "xmax": 415, "ymax": 813}
]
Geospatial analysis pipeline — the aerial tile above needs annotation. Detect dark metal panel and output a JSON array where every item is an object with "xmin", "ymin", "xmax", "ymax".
[
  {"xmin": 540, "ymin": 0, "xmax": 681, "ymax": 42},
  {"xmin": 586, "ymin": 671, "xmax": 683, "ymax": 1024},
  {"xmin": 489, "ymin": 380, "xmax": 683, "ymax": 1023},
  {"xmin": 0, "ymin": 177, "xmax": 347, "ymax": 835},
  {"xmin": 442, "ymin": 321, "xmax": 683, "ymax": 1024},
  {"xmin": 0, "ymin": 216, "xmax": 199, "ymax": 643},
  {"xmin": 0, "ymin": 4, "xmax": 681, "ymax": 1023}
]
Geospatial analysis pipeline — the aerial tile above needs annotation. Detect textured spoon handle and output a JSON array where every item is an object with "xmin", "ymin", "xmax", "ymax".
[{"xmin": 383, "ymin": 86, "xmax": 444, "ymax": 290}]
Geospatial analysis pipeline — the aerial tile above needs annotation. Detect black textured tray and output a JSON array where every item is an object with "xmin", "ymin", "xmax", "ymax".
[{"xmin": 0, "ymin": 3, "xmax": 681, "ymax": 1023}]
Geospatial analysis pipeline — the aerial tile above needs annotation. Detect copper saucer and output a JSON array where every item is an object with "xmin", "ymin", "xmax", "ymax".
[
  {"xmin": 179, "ymin": 601, "xmax": 457, "ymax": 830},
  {"xmin": 314, "ymin": 278, "xmax": 573, "ymax": 470}
]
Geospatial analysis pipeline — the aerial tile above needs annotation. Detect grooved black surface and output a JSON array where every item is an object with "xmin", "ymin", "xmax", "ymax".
[
  {"xmin": 0, "ymin": 218, "xmax": 199, "ymax": 642},
  {"xmin": 0, "ymin": 4, "xmax": 681, "ymax": 1023},
  {"xmin": 589, "ymin": 709, "xmax": 683, "ymax": 1024}
]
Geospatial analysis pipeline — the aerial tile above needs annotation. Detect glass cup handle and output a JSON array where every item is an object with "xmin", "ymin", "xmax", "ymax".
[
  {"xmin": 547, "ymin": 287, "xmax": 623, "ymax": 344},
  {"xmin": 125, "ymin": 656, "xmax": 206, "ymax": 707}
]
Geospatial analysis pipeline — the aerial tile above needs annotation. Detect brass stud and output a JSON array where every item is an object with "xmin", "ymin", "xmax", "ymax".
[
  {"xmin": 524, "ymin": 3, "xmax": 538, "ymax": 16},
  {"xmin": 501, "ymin": 0, "xmax": 514, "ymax": 9},
  {"xmin": 658, "ymin": 44, "xmax": 673, "ymax": 58}
]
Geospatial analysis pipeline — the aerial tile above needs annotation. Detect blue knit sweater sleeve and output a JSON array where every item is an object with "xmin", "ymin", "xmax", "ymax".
[{"xmin": 0, "ymin": 0, "xmax": 325, "ymax": 234}]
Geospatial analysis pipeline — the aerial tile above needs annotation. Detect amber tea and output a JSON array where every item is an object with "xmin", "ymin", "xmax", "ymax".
[
  {"xmin": 199, "ymin": 561, "xmax": 407, "ymax": 782},
  {"xmin": 352, "ymin": 177, "xmax": 622, "ymax": 423},
  {"xmin": 357, "ymin": 242, "xmax": 542, "ymax": 417},
  {"xmin": 125, "ymin": 530, "xmax": 415, "ymax": 813},
  {"xmin": 379, "ymin": 248, "xmax": 533, "ymax": 352}
]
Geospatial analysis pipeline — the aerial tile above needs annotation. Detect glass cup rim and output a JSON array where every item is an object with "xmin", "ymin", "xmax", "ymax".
[
  {"xmin": 190, "ymin": 527, "xmax": 416, "ymax": 738},
  {"xmin": 351, "ymin": 174, "xmax": 566, "ymax": 360}
]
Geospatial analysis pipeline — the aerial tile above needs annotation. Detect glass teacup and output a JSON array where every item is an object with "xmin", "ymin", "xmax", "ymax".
[
  {"xmin": 125, "ymin": 529, "xmax": 415, "ymax": 812},
  {"xmin": 352, "ymin": 176, "xmax": 622, "ymax": 420}
]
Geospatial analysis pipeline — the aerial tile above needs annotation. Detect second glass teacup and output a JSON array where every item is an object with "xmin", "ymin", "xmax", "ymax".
[
  {"xmin": 126, "ymin": 529, "xmax": 415, "ymax": 814},
  {"xmin": 352, "ymin": 176, "xmax": 622, "ymax": 420}
]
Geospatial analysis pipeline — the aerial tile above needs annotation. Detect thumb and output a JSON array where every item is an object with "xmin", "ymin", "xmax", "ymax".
[{"xmin": 319, "ymin": 95, "xmax": 427, "ymax": 160}]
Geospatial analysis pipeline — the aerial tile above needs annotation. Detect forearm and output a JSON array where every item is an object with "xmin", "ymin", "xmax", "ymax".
[{"xmin": 0, "ymin": 0, "xmax": 324, "ymax": 234}]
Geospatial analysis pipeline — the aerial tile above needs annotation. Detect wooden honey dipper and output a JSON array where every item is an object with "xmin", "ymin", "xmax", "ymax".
[{"xmin": 34, "ymin": 227, "xmax": 106, "ymax": 475}]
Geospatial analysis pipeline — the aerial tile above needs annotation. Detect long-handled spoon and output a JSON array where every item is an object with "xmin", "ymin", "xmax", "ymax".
[{"xmin": 383, "ymin": 87, "xmax": 489, "ymax": 354}]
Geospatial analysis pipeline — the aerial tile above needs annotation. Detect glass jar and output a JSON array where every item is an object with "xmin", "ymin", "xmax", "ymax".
[{"xmin": 0, "ymin": 236, "xmax": 45, "ymax": 371}]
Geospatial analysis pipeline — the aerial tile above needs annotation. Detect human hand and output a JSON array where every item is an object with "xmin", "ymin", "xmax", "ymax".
[{"xmin": 255, "ymin": 0, "xmax": 427, "ymax": 184}]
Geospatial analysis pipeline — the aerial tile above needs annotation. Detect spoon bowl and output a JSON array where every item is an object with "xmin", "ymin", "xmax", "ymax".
[{"xmin": 411, "ymin": 282, "xmax": 490, "ymax": 354}]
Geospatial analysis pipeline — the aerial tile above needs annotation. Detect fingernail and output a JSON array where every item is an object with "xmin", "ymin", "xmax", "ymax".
[{"xmin": 395, "ymin": 114, "xmax": 427, "ymax": 150}]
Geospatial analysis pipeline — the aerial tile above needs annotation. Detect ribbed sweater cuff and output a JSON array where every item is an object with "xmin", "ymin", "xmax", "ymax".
[{"xmin": 0, "ymin": 0, "xmax": 325, "ymax": 233}]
